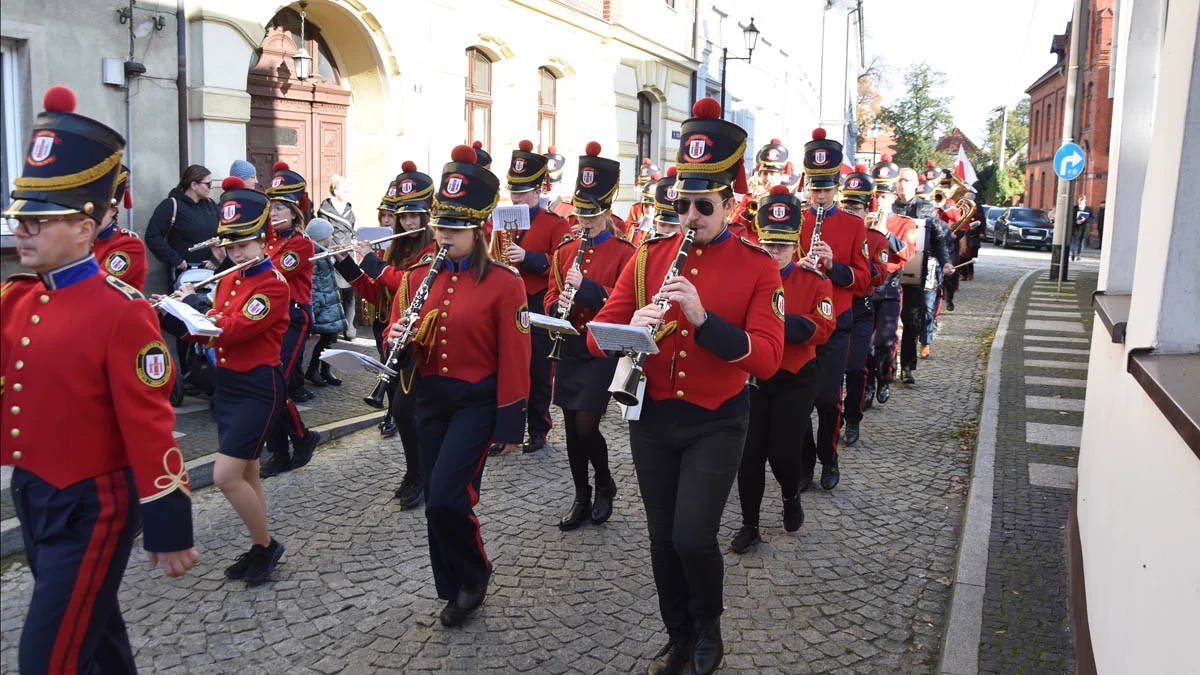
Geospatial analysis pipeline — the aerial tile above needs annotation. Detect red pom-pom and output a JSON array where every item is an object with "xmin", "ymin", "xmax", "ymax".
[
  {"xmin": 518, "ymin": 139, "xmax": 534, "ymax": 152},
  {"xmin": 651, "ymin": 173, "xmax": 661, "ymax": 180},
  {"xmin": 641, "ymin": 158, "xmax": 651, "ymax": 165},
  {"xmin": 692, "ymin": 97, "xmax": 722, "ymax": 119},
  {"xmin": 472, "ymin": 140, "xmax": 483, "ymax": 150},
  {"xmin": 812, "ymin": 128, "xmax": 827, "ymax": 140},
  {"xmin": 44, "ymin": 86, "xmax": 77, "ymax": 113},
  {"xmin": 855, "ymin": 164, "xmax": 867, "ymax": 172},
  {"xmin": 770, "ymin": 138, "xmax": 782, "ymax": 145},
  {"xmin": 272, "ymin": 161, "xmax": 289, "ymax": 172},
  {"xmin": 585, "ymin": 141, "xmax": 602, "ymax": 157},
  {"xmin": 450, "ymin": 144, "xmax": 478, "ymax": 164},
  {"xmin": 927, "ymin": 160, "xmax": 937, "ymax": 168},
  {"xmin": 221, "ymin": 176, "xmax": 245, "ymax": 191},
  {"xmin": 769, "ymin": 185, "xmax": 791, "ymax": 196},
  {"xmin": 401, "ymin": 160, "xmax": 418, "ymax": 172},
  {"xmin": 666, "ymin": 166, "xmax": 678, "ymax": 178},
  {"xmin": 880, "ymin": 154, "xmax": 893, "ymax": 162},
  {"xmin": 547, "ymin": 146, "xmax": 557, "ymax": 154}
]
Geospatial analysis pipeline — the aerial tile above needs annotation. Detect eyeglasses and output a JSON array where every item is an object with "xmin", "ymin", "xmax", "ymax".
[
  {"xmin": 197, "ymin": 180, "xmax": 213, "ymax": 188},
  {"xmin": 12, "ymin": 217, "xmax": 74, "ymax": 237},
  {"xmin": 674, "ymin": 198, "xmax": 716, "ymax": 216},
  {"xmin": 841, "ymin": 203, "xmax": 867, "ymax": 214}
]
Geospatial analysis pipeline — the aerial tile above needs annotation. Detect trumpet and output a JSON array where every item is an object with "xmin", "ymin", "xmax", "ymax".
[
  {"xmin": 309, "ymin": 229, "xmax": 423, "ymax": 261},
  {"xmin": 364, "ymin": 245, "xmax": 449, "ymax": 409},
  {"xmin": 150, "ymin": 256, "xmax": 264, "ymax": 308},
  {"xmin": 548, "ymin": 235, "xmax": 589, "ymax": 361},
  {"xmin": 612, "ymin": 226, "xmax": 696, "ymax": 407},
  {"xmin": 187, "ymin": 236, "xmax": 222, "ymax": 252}
]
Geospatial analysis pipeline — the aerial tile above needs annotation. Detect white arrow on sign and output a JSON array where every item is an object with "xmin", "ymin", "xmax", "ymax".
[{"xmin": 1059, "ymin": 151, "xmax": 1083, "ymax": 175}]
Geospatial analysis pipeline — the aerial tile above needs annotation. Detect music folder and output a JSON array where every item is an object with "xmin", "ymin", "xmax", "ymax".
[
  {"xmin": 319, "ymin": 349, "xmax": 397, "ymax": 377},
  {"xmin": 585, "ymin": 322, "xmax": 659, "ymax": 355},
  {"xmin": 158, "ymin": 297, "xmax": 222, "ymax": 337},
  {"xmin": 529, "ymin": 313, "xmax": 579, "ymax": 335}
]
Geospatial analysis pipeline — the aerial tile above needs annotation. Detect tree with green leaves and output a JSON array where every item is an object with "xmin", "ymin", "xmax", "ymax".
[
  {"xmin": 976, "ymin": 98, "xmax": 1030, "ymax": 205},
  {"xmin": 877, "ymin": 64, "xmax": 954, "ymax": 170}
]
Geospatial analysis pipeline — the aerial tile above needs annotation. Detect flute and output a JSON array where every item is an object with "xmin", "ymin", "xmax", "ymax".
[
  {"xmin": 309, "ymin": 229, "xmax": 423, "ymax": 261},
  {"xmin": 150, "ymin": 256, "xmax": 263, "ymax": 308}
]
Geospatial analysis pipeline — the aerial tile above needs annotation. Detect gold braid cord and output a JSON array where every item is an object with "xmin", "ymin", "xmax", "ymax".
[
  {"xmin": 397, "ymin": 185, "xmax": 435, "ymax": 203},
  {"xmin": 414, "ymin": 309, "xmax": 440, "ymax": 352},
  {"xmin": 634, "ymin": 244, "xmax": 650, "ymax": 309},
  {"xmin": 509, "ymin": 165, "xmax": 548, "ymax": 186},
  {"xmin": 551, "ymin": 249, "xmax": 563, "ymax": 289},
  {"xmin": 16, "ymin": 151, "xmax": 122, "ymax": 191},
  {"xmin": 431, "ymin": 191, "xmax": 501, "ymax": 223},
  {"xmin": 677, "ymin": 139, "xmax": 748, "ymax": 174},
  {"xmin": 218, "ymin": 207, "xmax": 269, "ymax": 239}
]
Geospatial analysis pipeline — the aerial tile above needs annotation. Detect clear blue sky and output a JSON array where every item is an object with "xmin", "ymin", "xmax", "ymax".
[{"xmin": 863, "ymin": 0, "xmax": 1074, "ymax": 143}]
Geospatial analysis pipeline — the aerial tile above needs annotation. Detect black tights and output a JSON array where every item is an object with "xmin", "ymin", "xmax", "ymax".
[
  {"xmin": 563, "ymin": 409, "xmax": 610, "ymax": 492},
  {"xmin": 388, "ymin": 376, "xmax": 421, "ymax": 478},
  {"xmin": 308, "ymin": 333, "xmax": 337, "ymax": 371}
]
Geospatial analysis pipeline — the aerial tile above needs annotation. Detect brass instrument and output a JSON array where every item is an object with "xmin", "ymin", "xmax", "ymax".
[
  {"xmin": 309, "ymin": 229, "xmax": 422, "ymax": 261},
  {"xmin": 187, "ymin": 236, "xmax": 222, "ymax": 252},
  {"xmin": 364, "ymin": 245, "xmax": 449, "ymax": 409},
  {"xmin": 743, "ymin": 173, "xmax": 769, "ymax": 220},
  {"xmin": 151, "ymin": 256, "xmax": 263, "ymax": 308},
  {"xmin": 547, "ymin": 235, "xmax": 589, "ymax": 361},
  {"xmin": 934, "ymin": 173, "xmax": 978, "ymax": 233},
  {"xmin": 612, "ymin": 226, "xmax": 697, "ymax": 407}
]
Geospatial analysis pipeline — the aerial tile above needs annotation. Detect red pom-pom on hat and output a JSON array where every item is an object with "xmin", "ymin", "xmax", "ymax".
[
  {"xmin": 221, "ymin": 176, "xmax": 245, "ymax": 191},
  {"xmin": 450, "ymin": 144, "xmax": 478, "ymax": 164},
  {"xmin": 880, "ymin": 154, "xmax": 893, "ymax": 162},
  {"xmin": 272, "ymin": 161, "xmax": 289, "ymax": 172},
  {"xmin": 855, "ymin": 164, "xmax": 867, "ymax": 172},
  {"xmin": 585, "ymin": 141, "xmax": 602, "ymax": 157},
  {"xmin": 547, "ymin": 146, "xmax": 557, "ymax": 154},
  {"xmin": 927, "ymin": 160, "xmax": 937, "ymax": 168},
  {"xmin": 770, "ymin": 138, "xmax": 782, "ymax": 145},
  {"xmin": 641, "ymin": 158, "xmax": 651, "ymax": 165},
  {"xmin": 44, "ymin": 86, "xmax": 77, "ymax": 113},
  {"xmin": 692, "ymin": 97, "xmax": 722, "ymax": 119},
  {"xmin": 650, "ymin": 172, "xmax": 661, "ymax": 181},
  {"xmin": 768, "ymin": 185, "xmax": 791, "ymax": 196},
  {"xmin": 401, "ymin": 160, "xmax": 418, "ymax": 172},
  {"xmin": 812, "ymin": 128, "xmax": 827, "ymax": 140},
  {"xmin": 472, "ymin": 140, "xmax": 484, "ymax": 150},
  {"xmin": 666, "ymin": 166, "xmax": 678, "ymax": 178},
  {"xmin": 518, "ymin": 140, "xmax": 534, "ymax": 152}
]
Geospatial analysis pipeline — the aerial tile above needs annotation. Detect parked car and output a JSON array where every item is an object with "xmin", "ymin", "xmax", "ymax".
[
  {"xmin": 984, "ymin": 206, "xmax": 1005, "ymax": 242},
  {"xmin": 995, "ymin": 207, "xmax": 1054, "ymax": 250}
]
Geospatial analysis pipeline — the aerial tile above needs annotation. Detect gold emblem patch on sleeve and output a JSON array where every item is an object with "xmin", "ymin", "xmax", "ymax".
[
  {"xmin": 771, "ymin": 287, "xmax": 786, "ymax": 321},
  {"xmin": 516, "ymin": 302, "xmax": 531, "ymax": 334},
  {"xmin": 861, "ymin": 240, "xmax": 870, "ymax": 258},
  {"xmin": 244, "ymin": 294, "xmax": 271, "ymax": 320},
  {"xmin": 878, "ymin": 250, "xmax": 889, "ymax": 265},
  {"xmin": 105, "ymin": 251, "xmax": 131, "ymax": 275},
  {"xmin": 818, "ymin": 297, "xmax": 835, "ymax": 320},
  {"xmin": 136, "ymin": 341, "xmax": 172, "ymax": 387},
  {"xmin": 281, "ymin": 252, "xmax": 299, "ymax": 270}
]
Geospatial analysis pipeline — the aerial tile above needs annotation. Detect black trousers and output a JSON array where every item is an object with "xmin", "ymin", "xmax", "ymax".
[
  {"xmin": 943, "ymin": 270, "xmax": 960, "ymax": 305},
  {"xmin": 738, "ymin": 361, "xmax": 817, "ymax": 527},
  {"xmin": 265, "ymin": 303, "xmax": 312, "ymax": 459},
  {"xmin": 800, "ymin": 309, "xmax": 852, "ymax": 473},
  {"xmin": 868, "ymin": 298, "xmax": 902, "ymax": 388},
  {"xmin": 373, "ymin": 322, "xmax": 421, "ymax": 479},
  {"xmin": 629, "ymin": 408, "xmax": 748, "ymax": 635},
  {"xmin": 899, "ymin": 285, "xmax": 927, "ymax": 371},
  {"xmin": 842, "ymin": 299, "xmax": 876, "ymax": 425},
  {"xmin": 527, "ymin": 291, "xmax": 555, "ymax": 440}
]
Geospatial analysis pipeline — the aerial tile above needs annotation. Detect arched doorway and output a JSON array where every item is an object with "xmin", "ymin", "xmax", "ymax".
[{"xmin": 247, "ymin": 8, "xmax": 349, "ymax": 199}]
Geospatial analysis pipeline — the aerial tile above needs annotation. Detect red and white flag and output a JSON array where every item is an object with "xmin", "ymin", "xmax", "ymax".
[{"xmin": 954, "ymin": 145, "xmax": 978, "ymax": 186}]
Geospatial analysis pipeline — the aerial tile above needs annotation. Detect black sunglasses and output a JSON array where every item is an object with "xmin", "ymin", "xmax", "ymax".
[{"xmin": 675, "ymin": 198, "xmax": 716, "ymax": 216}]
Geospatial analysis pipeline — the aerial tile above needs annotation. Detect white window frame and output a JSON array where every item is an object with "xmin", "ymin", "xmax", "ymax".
[{"xmin": 1, "ymin": 40, "xmax": 24, "ymax": 239}]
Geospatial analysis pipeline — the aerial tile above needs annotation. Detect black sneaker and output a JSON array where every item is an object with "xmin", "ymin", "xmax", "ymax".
[
  {"xmin": 243, "ymin": 539, "xmax": 285, "ymax": 585},
  {"xmin": 901, "ymin": 368, "xmax": 916, "ymax": 385},
  {"xmin": 259, "ymin": 454, "xmax": 291, "ymax": 478},
  {"xmin": 782, "ymin": 492, "xmax": 805, "ymax": 532},
  {"xmin": 731, "ymin": 525, "xmax": 761, "ymax": 554},
  {"xmin": 291, "ymin": 432, "xmax": 319, "ymax": 469},
  {"xmin": 394, "ymin": 472, "xmax": 424, "ymax": 510},
  {"xmin": 224, "ymin": 547, "xmax": 255, "ymax": 580}
]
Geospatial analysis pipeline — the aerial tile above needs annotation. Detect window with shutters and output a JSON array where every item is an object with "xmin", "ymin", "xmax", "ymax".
[
  {"xmin": 466, "ymin": 48, "xmax": 492, "ymax": 153},
  {"xmin": 537, "ymin": 67, "xmax": 557, "ymax": 152}
]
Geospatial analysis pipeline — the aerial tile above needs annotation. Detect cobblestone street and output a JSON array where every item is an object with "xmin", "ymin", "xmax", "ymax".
[{"xmin": 1, "ymin": 251, "xmax": 1042, "ymax": 674}]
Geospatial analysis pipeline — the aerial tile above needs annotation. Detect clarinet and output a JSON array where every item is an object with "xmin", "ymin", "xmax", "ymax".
[
  {"xmin": 612, "ymin": 227, "xmax": 697, "ymax": 407},
  {"xmin": 363, "ymin": 245, "xmax": 449, "ymax": 408},
  {"xmin": 803, "ymin": 204, "xmax": 827, "ymax": 276},
  {"xmin": 547, "ymin": 234, "xmax": 589, "ymax": 361}
]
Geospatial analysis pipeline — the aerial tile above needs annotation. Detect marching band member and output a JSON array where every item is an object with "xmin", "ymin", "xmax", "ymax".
[
  {"xmin": 729, "ymin": 138, "xmax": 791, "ymax": 240},
  {"xmin": 625, "ymin": 176, "xmax": 659, "ymax": 244},
  {"xmin": 386, "ymin": 144, "xmax": 531, "ymax": 627},
  {"xmin": 492, "ymin": 140, "xmax": 571, "ymax": 454},
  {"xmin": 588, "ymin": 98, "xmax": 785, "ymax": 675},
  {"xmin": 893, "ymin": 168, "xmax": 952, "ymax": 384},
  {"xmin": 731, "ymin": 185, "xmax": 835, "ymax": 554},
  {"xmin": 797, "ymin": 129, "xmax": 872, "ymax": 491},
  {"xmin": 334, "ymin": 164, "xmax": 436, "ymax": 508},
  {"xmin": 838, "ymin": 166, "xmax": 891, "ymax": 445},
  {"xmin": 545, "ymin": 142, "xmax": 635, "ymax": 531},
  {"xmin": 164, "ymin": 178, "xmax": 291, "ymax": 584},
  {"xmin": 542, "ymin": 146, "xmax": 574, "ymax": 219},
  {"xmin": 260, "ymin": 163, "xmax": 320, "ymax": 477},
  {"xmin": 624, "ymin": 158, "xmax": 659, "ymax": 234},
  {"xmin": 650, "ymin": 168, "xmax": 684, "ymax": 238},
  {"xmin": 864, "ymin": 156, "xmax": 916, "ymax": 406},
  {"xmin": 93, "ymin": 164, "xmax": 148, "ymax": 290},
  {"xmin": 2, "ymin": 86, "xmax": 197, "ymax": 672}
]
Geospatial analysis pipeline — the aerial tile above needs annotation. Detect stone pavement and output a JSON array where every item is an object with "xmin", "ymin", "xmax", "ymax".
[{"xmin": 1, "ymin": 251, "xmax": 1037, "ymax": 674}]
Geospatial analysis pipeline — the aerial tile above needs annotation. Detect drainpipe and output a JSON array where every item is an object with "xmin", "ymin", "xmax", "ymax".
[{"xmin": 176, "ymin": 0, "xmax": 188, "ymax": 174}]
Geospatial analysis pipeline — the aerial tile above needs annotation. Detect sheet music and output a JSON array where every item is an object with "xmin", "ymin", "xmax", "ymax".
[
  {"xmin": 493, "ymin": 204, "xmax": 531, "ymax": 231},
  {"xmin": 529, "ymin": 313, "xmax": 580, "ymax": 335},
  {"xmin": 159, "ymin": 297, "xmax": 223, "ymax": 337},
  {"xmin": 355, "ymin": 226, "xmax": 393, "ymax": 243},
  {"xmin": 319, "ymin": 349, "xmax": 397, "ymax": 377},
  {"xmin": 586, "ymin": 322, "xmax": 659, "ymax": 355}
]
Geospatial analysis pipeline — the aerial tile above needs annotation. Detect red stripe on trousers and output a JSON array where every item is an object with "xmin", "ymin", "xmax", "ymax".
[
  {"xmin": 50, "ymin": 471, "xmax": 129, "ymax": 674},
  {"xmin": 465, "ymin": 445, "xmax": 491, "ymax": 568},
  {"xmin": 282, "ymin": 308, "xmax": 310, "ymax": 378}
]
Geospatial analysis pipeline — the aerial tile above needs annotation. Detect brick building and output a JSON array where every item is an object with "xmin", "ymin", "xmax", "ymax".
[{"xmin": 1023, "ymin": 0, "xmax": 1114, "ymax": 211}]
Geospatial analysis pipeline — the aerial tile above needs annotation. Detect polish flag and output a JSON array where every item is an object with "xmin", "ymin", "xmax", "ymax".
[
  {"xmin": 840, "ymin": 160, "xmax": 854, "ymax": 176},
  {"xmin": 954, "ymin": 145, "xmax": 978, "ymax": 186}
]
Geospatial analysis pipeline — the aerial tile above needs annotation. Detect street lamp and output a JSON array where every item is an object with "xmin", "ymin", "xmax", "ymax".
[
  {"xmin": 719, "ymin": 17, "xmax": 760, "ymax": 120},
  {"xmin": 869, "ymin": 124, "xmax": 882, "ymax": 165},
  {"xmin": 293, "ymin": 1, "xmax": 313, "ymax": 82}
]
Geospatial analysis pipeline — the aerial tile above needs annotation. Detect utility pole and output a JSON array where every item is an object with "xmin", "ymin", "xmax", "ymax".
[
  {"xmin": 1050, "ymin": 0, "xmax": 1090, "ymax": 287},
  {"xmin": 998, "ymin": 105, "xmax": 1008, "ymax": 172}
]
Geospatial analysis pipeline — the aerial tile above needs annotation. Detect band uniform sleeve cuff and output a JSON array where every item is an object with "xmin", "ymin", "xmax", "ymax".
[
  {"xmin": 828, "ymin": 261, "xmax": 854, "ymax": 288},
  {"xmin": 333, "ymin": 256, "xmax": 365, "ymax": 283},
  {"xmin": 693, "ymin": 311, "xmax": 750, "ymax": 362},
  {"xmin": 784, "ymin": 315, "xmax": 817, "ymax": 344},
  {"xmin": 140, "ymin": 490, "xmax": 194, "ymax": 552},
  {"xmin": 573, "ymin": 277, "xmax": 606, "ymax": 311},
  {"xmin": 494, "ymin": 400, "xmax": 528, "ymax": 445},
  {"xmin": 520, "ymin": 252, "xmax": 550, "ymax": 275},
  {"xmin": 358, "ymin": 252, "xmax": 387, "ymax": 280}
]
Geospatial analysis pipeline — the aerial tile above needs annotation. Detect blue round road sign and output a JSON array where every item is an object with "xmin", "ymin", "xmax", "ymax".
[{"xmin": 1054, "ymin": 143, "xmax": 1086, "ymax": 181}]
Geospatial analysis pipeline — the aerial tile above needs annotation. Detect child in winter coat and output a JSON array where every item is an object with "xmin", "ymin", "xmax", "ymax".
[{"xmin": 304, "ymin": 218, "xmax": 349, "ymax": 386}]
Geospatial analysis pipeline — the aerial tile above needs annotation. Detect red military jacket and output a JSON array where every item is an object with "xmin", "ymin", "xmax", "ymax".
[
  {"xmin": 728, "ymin": 194, "xmax": 759, "ymax": 244},
  {"xmin": 487, "ymin": 208, "xmax": 571, "ymax": 297},
  {"xmin": 266, "ymin": 228, "xmax": 314, "ymax": 305},
  {"xmin": 800, "ymin": 206, "xmax": 871, "ymax": 317},
  {"xmin": 1, "ymin": 256, "xmax": 193, "ymax": 552},
  {"xmin": 624, "ymin": 202, "xmax": 648, "ymax": 240},
  {"xmin": 587, "ymin": 228, "xmax": 785, "ymax": 410},
  {"xmin": 192, "ymin": 258, "xmax": 291, "ymax": 373},
  {"xmin": 347, "ymin": 240, "xmax": 438, "ymax": 305},
  {"xmin": 545, "ymin": 230, "xmax": 636, "ymax": 334},
  {"xmin": 93, "ymin": 224, "xmax": 148, "ymax": 291},
  {"xmin": 547, "ymin": 196, "xmax": 574, "ymax": 220},
  {"xmin": 389, "ymin": 257, "xmax": 532, "ymax": 443},
  {"xmin": 865, "ymin": 228, "xmax": 891, "ymax": 292},
  {"xmin": 778, "ymin": 261, "xmax": 836, "ymax": 373}
]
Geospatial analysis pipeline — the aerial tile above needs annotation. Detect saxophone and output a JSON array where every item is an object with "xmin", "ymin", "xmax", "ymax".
[
  {"xmin": 611, "ymin": 227, "xmax": 697, "ymax": 407},
  {"xmin": 363, "ymin": 245, "xmax": 449, "ymax": 408},
  {"xmin": 547, "ymin": 235, "xmax": 589, "ymax": 361}
]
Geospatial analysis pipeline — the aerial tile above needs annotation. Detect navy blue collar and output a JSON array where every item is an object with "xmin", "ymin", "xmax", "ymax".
[
  {"xmin": 780, "ymin": 260, "xmax": 796, "ymax": 279},
  {"xmin": 97, "ymin": 223, "xmax": 119, "ymax": 241},
  {"xmin": 528, "ymin": 205, "xmax": 542, "ymax": 220},
  {"xmin": 448, "ymin": 255, "xmax": 473, "ymax": 272},
  {"xmin": 585, "ymin": 230, "xmax": 613, "ymax": 246},
  {"xmin": 242, "ymin": 257, "xmax": 275, "ymax": 278},
  {"xmin": 809, "ymin": 205, "xmax": 838, "ymax": 217},
  {"xmin": 705, "ymin": 227, "xmax": 731, "ymax": 246},
  {"xmin": 277, "ymin": 227, "xmax": 296, "ymax": 237},
  {"xmin": 42, "ymin": 254, "xmax": 101, "ymax": 290}
]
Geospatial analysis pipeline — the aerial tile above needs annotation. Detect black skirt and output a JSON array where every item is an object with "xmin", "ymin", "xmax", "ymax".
[
  {"xmin": 215, "ymin": 365, "xmax": 286, "ymax": 460},
  {"xmin": 552, "ymin": 334, "xmax": 617, "ymax": 413}
]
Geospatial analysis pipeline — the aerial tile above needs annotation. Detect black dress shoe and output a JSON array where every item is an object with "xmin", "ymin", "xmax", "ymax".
[
  {"xmin": 946, "ymin": 299, "xmax": 955, "ymax": 312},
  {"xmin": 877, "ymin": 383, "xmax": 890, "ymax": 403},
  {"xmin": 844, "ymin": 422, "xmax": 860, "ymax": 446},
  {"xmin": 379, "ymin": 416, "xmax": 398, "ymax": 438},
  {"xmin": 688, "ymin": 618, "xmax": 723, "ymax": 675},
  {"xmin": 591, "ymin": 475, "xmax": 617, "ymax": 524},
  {"xmin": 487, "ymin": 443, "xmax": 505, "ymax": 456},
  {"xmin": 305, "ymin": 366, "xmax": 327, "ymax": 387},
  {"xmin": 863, "ymin": 388, "xmax": 874, "ymax": 410},
  {"xmin": 259, "ymin": 454, "xmax": 291, "ymax": 478},
  {"xmin": 820, "ymin": 460, "xmax": 840, "ymax": 490},
  {"xmin": 393, "ymin": 472, "xmax": 424, "ymax": 510},
  {"xmin": 559, "ymin": 486, "xmax": 592, "ymax": 531},
  {"xmin": 522, "ymin": 436, "xmax": 546, "ymax": 453},
  {"xmin": 901, "ymin": 369, "xmax": 916, "ymax": 385},
  {"xmin": 782, "ymin": 491, "xmax": 804, "ymax": 532},
  {"xmin": 319, "ymin": 363, "xmax": 342, "ymax": 386},
  {"xmin": 798, "ymin": 471, "xmax": 814, "ymax": 494},
  {"xmin": 730, "ymin": 525, "xmax": 760, "ymax": 554},
  {"xmin": 291, "ymin": 432, "xmax": 318, "ymax": 469},
  {"xmin": 440, "ymin": 567, "xmax": 491, "ymax": 627},
  {"xmin": 646, "ymin": 635, "xmax": 693, "ymax": 675},
  {"xmin": 292, "ymin": 388, "xmax": 315, "ymax": 403}
]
